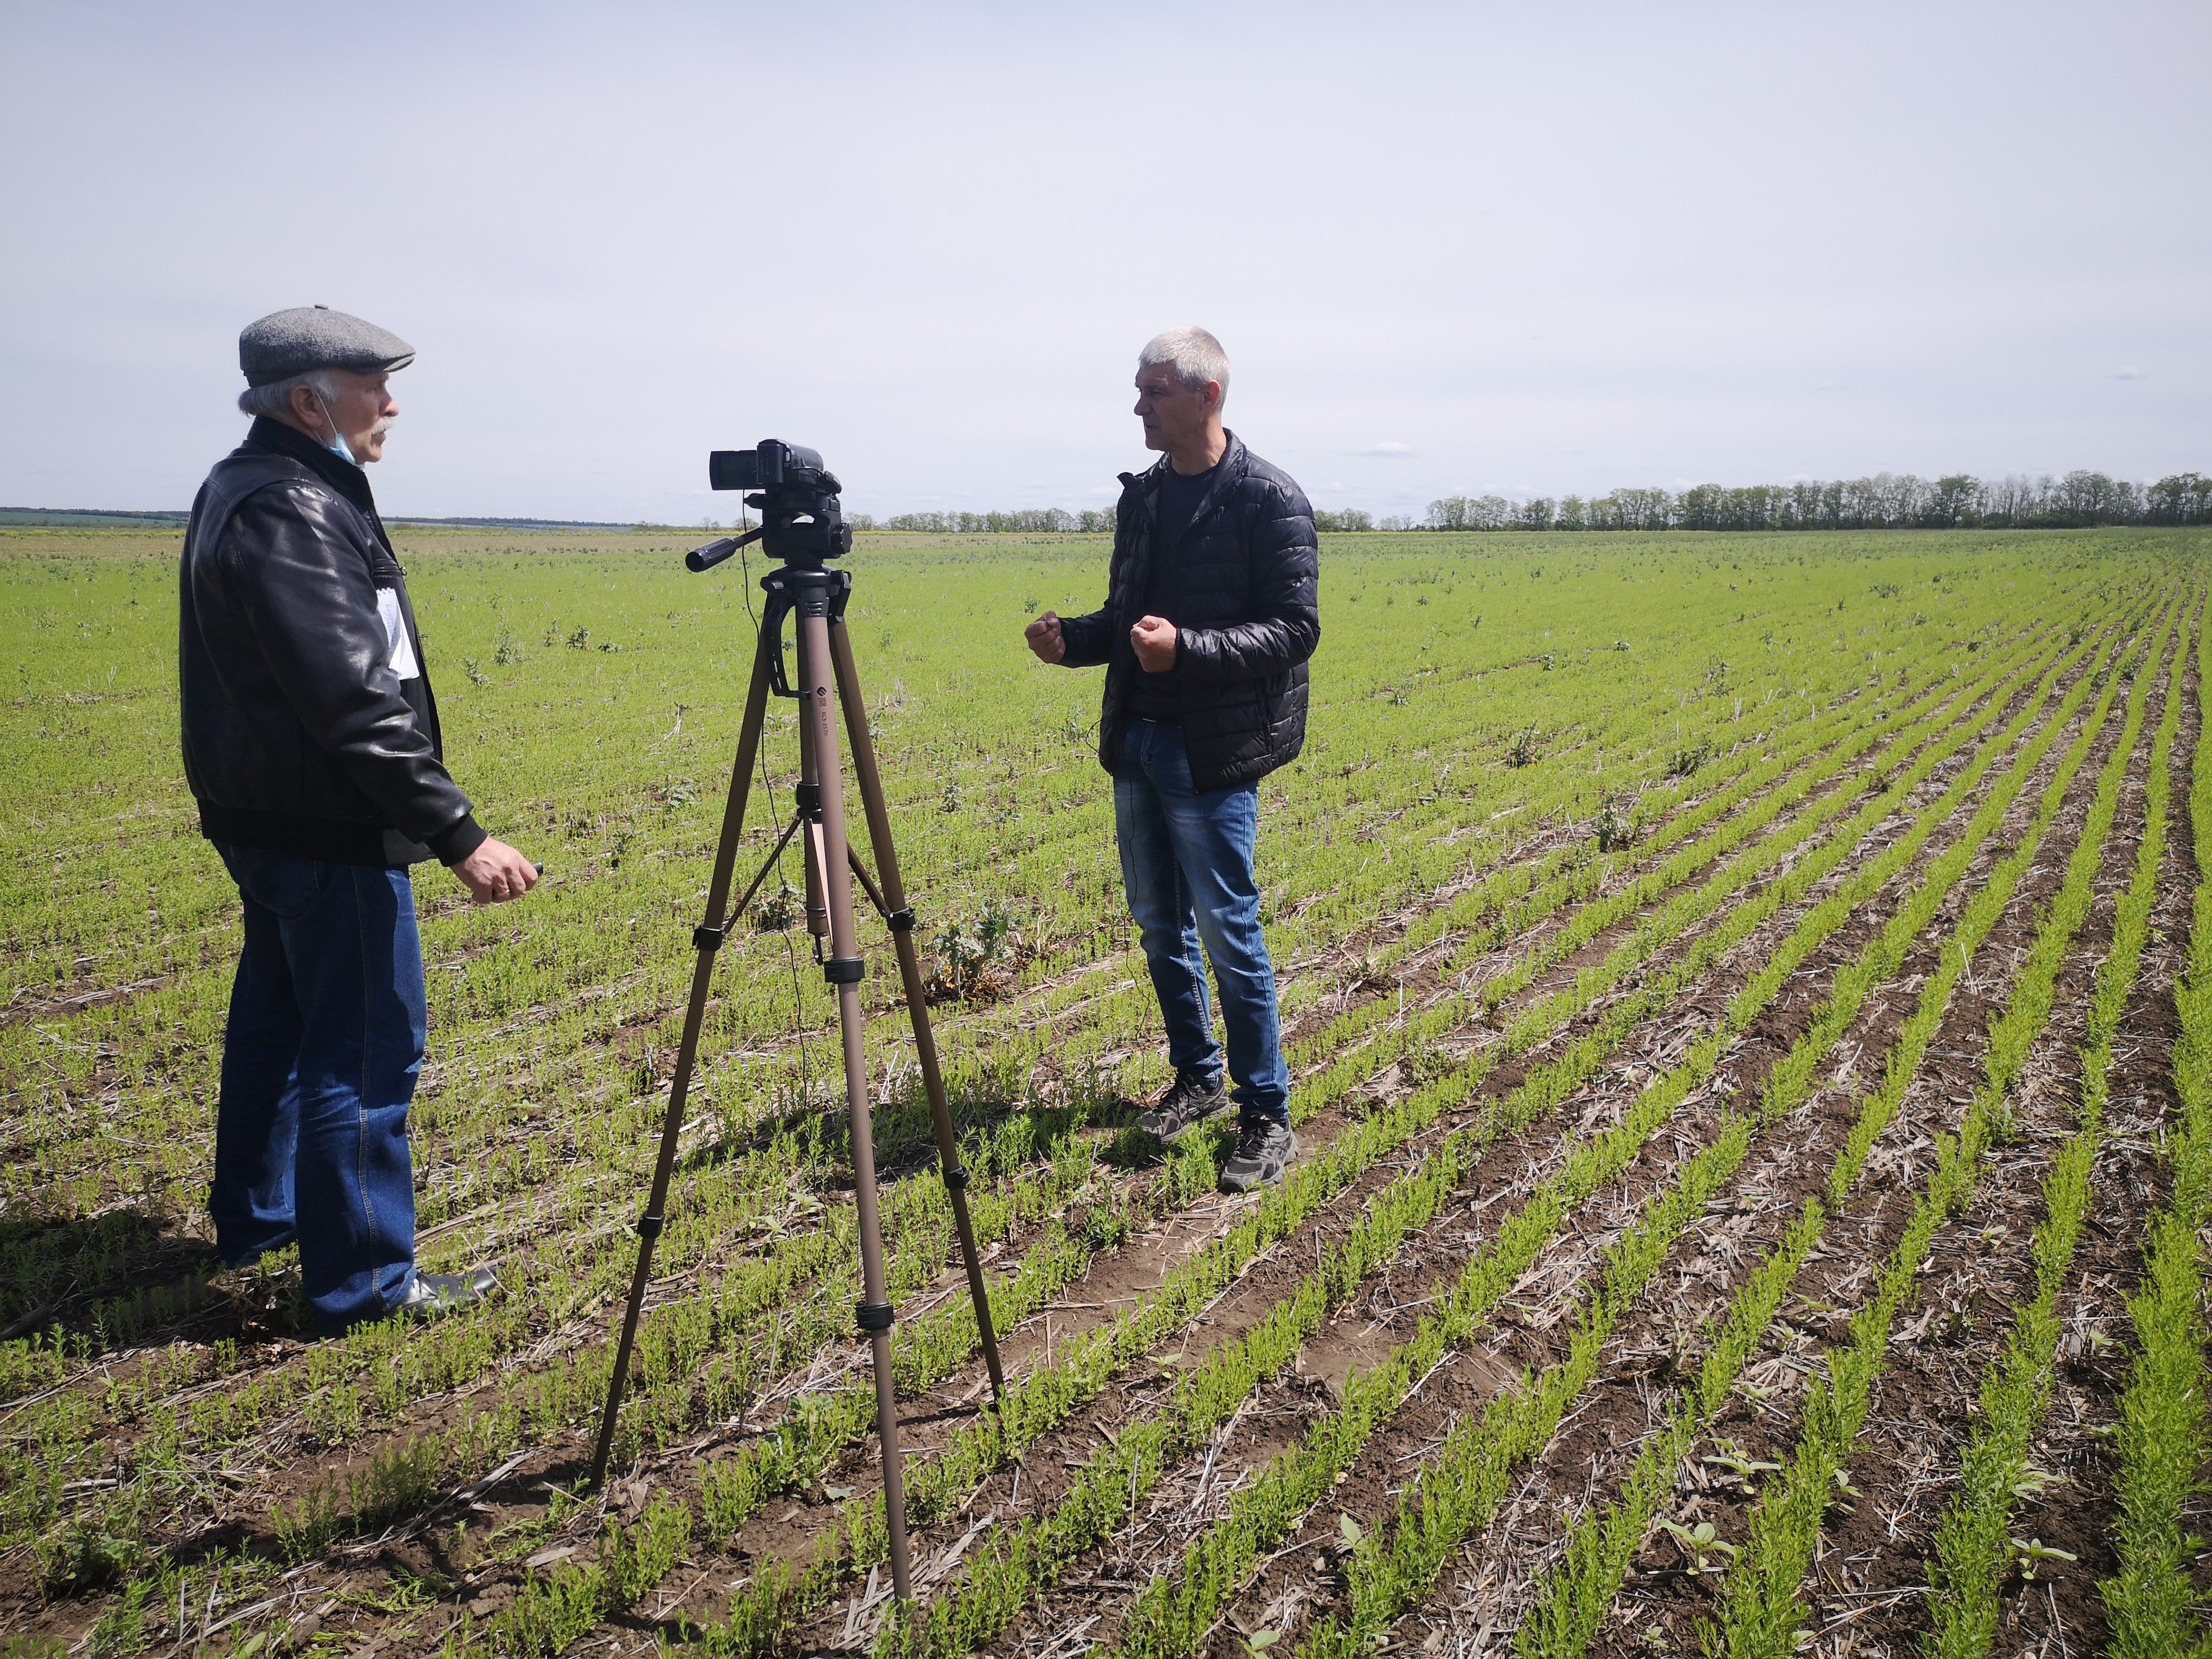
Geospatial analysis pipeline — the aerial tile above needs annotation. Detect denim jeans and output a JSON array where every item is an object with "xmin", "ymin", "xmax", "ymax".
[
  {"xmin": 1113, "ymin": 719, "xmax": 1290, "ymax": 1127},
  {"xmin": 210, "ymin": 844, "xmax": 425, "ymax": 1334}
]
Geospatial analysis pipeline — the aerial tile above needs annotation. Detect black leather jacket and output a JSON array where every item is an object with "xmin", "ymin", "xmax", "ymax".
[
  {"xmin": 178, "ymin": 418, "xmax": 486, "ymax": 868},
  {"xmin": 1061, "ymin": 432, "xmax": 1321, "ymax": 791}
]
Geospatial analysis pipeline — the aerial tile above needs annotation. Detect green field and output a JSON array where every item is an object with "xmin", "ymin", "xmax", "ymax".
[{"xmin": 4, "ymin": 525, "xmax": 2209, "ymax": 1657}]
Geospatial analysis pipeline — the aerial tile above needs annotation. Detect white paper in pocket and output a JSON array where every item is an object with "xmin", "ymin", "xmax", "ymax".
[{"xmin": 375, "ymin": 586, "xmax": 421, "ymax": 681}]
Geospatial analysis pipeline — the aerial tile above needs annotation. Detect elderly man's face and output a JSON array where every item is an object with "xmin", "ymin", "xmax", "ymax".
[
  {"xmin": 1133, "ymin": 362, "xmax": 1220, "ymax": 459},
  {"xmin": 292, "ymin": 370, "xmax": 399, "ymax": 463}
]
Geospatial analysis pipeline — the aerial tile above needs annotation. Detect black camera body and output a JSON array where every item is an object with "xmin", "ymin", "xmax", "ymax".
[
  {"xmin": 707, "ymin": 439, "xmax": 828, "ymax": 494},
  {"xmin": 691, "ymin": 439, "xmax": 852, "ymax": 570}
]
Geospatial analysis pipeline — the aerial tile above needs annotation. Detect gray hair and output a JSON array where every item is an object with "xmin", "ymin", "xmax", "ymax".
[
  {"xmin": 236, "ymin": 367, "xmax": 346, "ymax": 422},
  {"xmin": 1139, "ymin": 326, "xmax": 1230, "ymax": 404}
]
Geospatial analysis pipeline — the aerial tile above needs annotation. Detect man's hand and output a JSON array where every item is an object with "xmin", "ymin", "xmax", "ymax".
[
  {"xmin": 1025, "ymin": 610, "xmax": 1066, "ymax": 664},
  {"xmin": 1131, "ymin": 614, "xmax": 1177, "ymax": 673},
  {"xmin": 455, "ymin": 837, "xmax": 540, "ymax": 904}
]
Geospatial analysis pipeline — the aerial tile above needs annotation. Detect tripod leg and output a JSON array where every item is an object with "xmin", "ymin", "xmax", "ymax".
[
  {"xmin": 826, "ymin": 618, "xmax": 1009, "ymax": 1408},
  {"xmin": 795, "ymin": 608, "xmax": 915, "ymax": 1603},
  {"xmin": 588, "ymin": 615, "xmax": 777, "ymax": 1493}
]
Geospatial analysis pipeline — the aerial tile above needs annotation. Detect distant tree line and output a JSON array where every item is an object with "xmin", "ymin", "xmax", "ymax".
[
  {"xmin": 1417, "ymin": 469, "xmax": 2210, "ymax": 533},
  {"xmin": 1314, "ymin": 508, "xmax": 1375, "ymax": 532},
  {"xmin": 853, "ymin": 468, "xmax": 2206, "ymax": 536},
  {"xmin": 869, "ymin": 505, "xmax": 1386, "ymax": 533},
  {"xmin": 871, "ymin": 508, "xmax": 1108, "ymax": 533}
]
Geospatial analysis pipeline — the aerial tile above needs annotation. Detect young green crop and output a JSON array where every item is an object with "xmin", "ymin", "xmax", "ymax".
[
  {"xmin": 470, "ymin": 598, "xmax": 2098, "ymax": 1573},
  {"xmin": 1296, "ymin": 608, "xmax": 2154, "ymax": 1659},
  {"xmin": 1919, "ymin": 600, "xmax": 2184, "ymax": 1657},
  {"xmin": 1511, "ymin": 604, "xmax": 2158, "ymax": 1658},
  {"xmin": 0, "ymin": 527, "xmax": 2171, "ymax": 1656},
  {"xmin": 857, "ymin": 608, "xmax": 2116, "ymax": 1659},
  {"xmin": 2099, "ymin": 589, "xmax": 2212, "ymax": 1658},
  {"xmin": 661, "ymin": 608, "xmax": 2111, "ymax": 1659},
  {"xmin": 1703, "ymin": 595, "xmax": 2175, "ymax": 1659}
]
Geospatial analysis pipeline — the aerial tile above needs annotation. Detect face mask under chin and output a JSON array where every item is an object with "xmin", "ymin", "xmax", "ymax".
[{"xmin": 311, "ymin": 390, "xmax": 358, "ymax": 467}]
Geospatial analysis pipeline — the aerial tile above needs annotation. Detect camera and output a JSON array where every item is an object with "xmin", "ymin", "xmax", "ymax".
[
  {"xmin": 708, "ymin": 439, "xmax": 829, "ymax": 493},
  {"xmin": 690, "ymin": 439, "xmax": 852, "ymax": 570}
]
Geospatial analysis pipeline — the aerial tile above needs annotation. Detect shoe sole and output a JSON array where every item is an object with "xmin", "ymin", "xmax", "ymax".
[
  {"xmin": 1219, "ymin": 1134, "xmax": 1297, "ymax": 1193},
  {"xmin": 1143, "ymin": 1097, "xmax": 1231, "ymax": 1145},
  {"xmin": 1219, "ymin": 1165, "xmax": 1286, "ymax": 1193},
  {"xmin": 1212, "ymin": 1159, "xmax": 1292, "ymax": 1194}
]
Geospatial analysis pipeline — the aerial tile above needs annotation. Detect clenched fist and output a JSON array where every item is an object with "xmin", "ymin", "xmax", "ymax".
[
  {"xmin": 455, "ymin": 837, "xmax": 540, "ymax": 904},
  {"xmin": 1025, "ymin": 610, "xmax": 1066, "ymax": 663},
  {"xmin": 1131, "ymin": 614, "xmax": 1177, "ymax": 673}
]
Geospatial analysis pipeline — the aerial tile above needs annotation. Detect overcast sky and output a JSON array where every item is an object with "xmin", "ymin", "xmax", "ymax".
[{"xmin": 2, "ymin": 1, "xmax": 2204, "ymax": 523}]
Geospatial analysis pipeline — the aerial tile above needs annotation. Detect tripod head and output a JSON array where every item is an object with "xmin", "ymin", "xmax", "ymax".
[{"xmin": 688, "ymin": 439, "xmax": 854, "ymax": 571}]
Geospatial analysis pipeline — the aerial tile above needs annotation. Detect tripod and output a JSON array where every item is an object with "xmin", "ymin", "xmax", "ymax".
[{"xmin": 586, "ymin": 555, "xmax": 1006, "ymax": 1605}]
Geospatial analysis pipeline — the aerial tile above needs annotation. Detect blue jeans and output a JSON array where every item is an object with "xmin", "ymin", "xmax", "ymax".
[
  {"xmin": 210, "ymin": 845, "xmax": 425, "ymax": 1335},
  {"xmin": 1113, "ymin": 719, "xmax": 1290, "ymax": 1127}
]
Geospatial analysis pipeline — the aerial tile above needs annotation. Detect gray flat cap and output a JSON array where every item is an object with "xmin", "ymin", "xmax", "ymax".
[{"xmin": 239, "ymin": 304, "xmax": 415, "ymax": 386}]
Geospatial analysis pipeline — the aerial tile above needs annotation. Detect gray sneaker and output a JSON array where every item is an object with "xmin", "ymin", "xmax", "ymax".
[
  {"xmin": 392, "ymin": 1266, "xmax": 497, "ymax": 1321},
  {"xmin": 1220, "ymin": 1119, "xmax": 1297, "ymax": 1193},
  {"xmin": 1138, "ymin": 1070, "xmax": 1232, "ymax": 1144}
]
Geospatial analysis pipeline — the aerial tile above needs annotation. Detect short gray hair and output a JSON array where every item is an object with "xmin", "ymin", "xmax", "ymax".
[
  {"xmin": 236, "ymin": 367, "xmax": 346, "ymax": 422},
  {"xmin": 1139, "ymin": 326, "xmax": 1230, "ymax": 404}
]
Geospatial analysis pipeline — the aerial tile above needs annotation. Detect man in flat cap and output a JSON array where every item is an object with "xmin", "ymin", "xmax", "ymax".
[{"xmin": 180, "ymin": 305, "xmax": 539, "ymax": 1336}]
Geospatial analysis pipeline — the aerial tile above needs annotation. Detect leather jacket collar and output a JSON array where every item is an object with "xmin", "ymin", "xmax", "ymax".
[{"xmin": 244, "ymin": 416, "xmax": 384, "ymax": 529}]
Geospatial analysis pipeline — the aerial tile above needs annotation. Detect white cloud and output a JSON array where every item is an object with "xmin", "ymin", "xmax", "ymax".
[
  {"xmin": 2109, "ymin": 365, "xmax": 2147, "ymax": 380},
  {"xmin": 1350, "ymin": 443, "xmax": 1419, "ymax": 459}
]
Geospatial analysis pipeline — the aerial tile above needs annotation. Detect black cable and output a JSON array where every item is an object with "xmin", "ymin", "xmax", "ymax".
[{"xmin": 739, "ymin": 525, "xmax": 815, "ymax": 1112}]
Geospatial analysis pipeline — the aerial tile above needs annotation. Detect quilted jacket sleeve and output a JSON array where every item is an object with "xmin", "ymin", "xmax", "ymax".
[
  {"xmin": 1059, "ymin": 605, "xmax": 1113, "ymax": 668},
  {"xmin": 1173, "ymin": 481, "xmax": 1321, "ymax": 683},
  {"xmin": 221, "ymin": 483, "xmax": 477, "ymax": 843}
]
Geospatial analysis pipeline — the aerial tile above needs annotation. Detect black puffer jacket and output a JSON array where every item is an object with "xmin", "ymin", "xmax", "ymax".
[
  {"xmin": 1060, "ymin": 433, "xmax": 1320, "ymax": 792},
  {"xmin": 178, "ymin": 418, "xmax": 485, "ymax": 869}
]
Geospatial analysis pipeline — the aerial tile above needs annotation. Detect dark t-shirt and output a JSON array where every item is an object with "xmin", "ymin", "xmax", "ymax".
[
  {"xmin": 1125, "ymin": 458, "xmax": 1222, "ymax": 726},
  {"xmin": 1154, "ymin": 458, "xmax": 1218, "ymax": 551}
]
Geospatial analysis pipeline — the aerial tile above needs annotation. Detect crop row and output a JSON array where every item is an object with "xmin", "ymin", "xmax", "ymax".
[
  {"xmin": 1293, "ymin": 595, "xmax": 2165, "ymax": 1659},
  {"xmin": 315, "ymin": 591, "xmax": 2150, "ymax": 1647},
  {"xmin": 1510, "ymin": 593, "xmax": 2176, "ymax": 1657},
  {"xmin": 2099, "ymin": 593, "xmax": 2212, "ymax": 1657},
  {"xmin": 1919, "ymin": 594, "xmax": 2185, "ymax": 1655},
  {"xmin": 1698, "ymin": 596, "xmax": 2178, "ymax": 1657},
  {"xmin": 1280, "ymin": 610, "xmax": 2073, "ymax": 1139}
]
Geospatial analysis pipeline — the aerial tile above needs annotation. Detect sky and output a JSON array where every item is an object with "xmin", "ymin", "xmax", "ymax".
[{"xmin": 2, "ymin": 0, "xmax": 2205, "ymax": 523}]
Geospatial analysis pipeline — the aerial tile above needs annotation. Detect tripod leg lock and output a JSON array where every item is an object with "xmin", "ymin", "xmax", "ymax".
[
  {"xmin": 943, "ymin": 1165, "xmax": 971, "ymax": 1191},
  {"xmin": 636, "ymin": 1211, "xmax": 665, "ymax": 1240},
  {"xmin": 886, "ymin": 906, "xmax": 917, "ymax": 933},
  {"xmin": 692, "ymin": 924, "xmax": 725, "ymax": 952},
  {"xmin": 823, "ymin": 957, "xmax": 866, "ymax": 985},
  {"xmin": 795, "ymin": 782, "xmax": 822, "ymax": 819},
  {"xmin": 855, "ymin": 1299, "xmax": 896, "ymax": 1334}
]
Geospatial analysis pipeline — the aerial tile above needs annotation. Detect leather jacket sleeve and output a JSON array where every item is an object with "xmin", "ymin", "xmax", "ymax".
[
  {"xmin": 220, "ymin": 483, "xmax": 477, "ymax": 843},
  {"xmin": 1172, "ymin": 483, "xmax": 1321, "ymax": 682}
]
